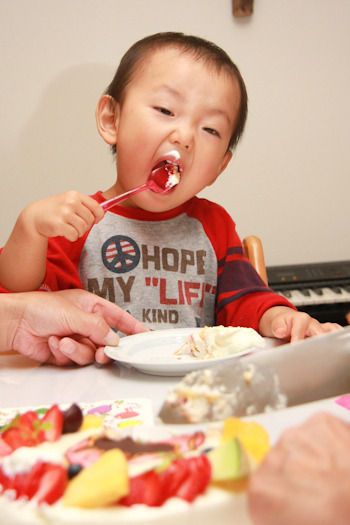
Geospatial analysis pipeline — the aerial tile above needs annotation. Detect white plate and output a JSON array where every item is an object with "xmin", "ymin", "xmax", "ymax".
[{"xmin": 105, "ymin": 328, "xmax": 278, "ymax": 376}]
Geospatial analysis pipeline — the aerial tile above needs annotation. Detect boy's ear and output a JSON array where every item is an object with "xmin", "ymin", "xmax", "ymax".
[
  {"xmin": 95, "ymin": 95, "xmax": 119, "ymax": 146},
  {"xmin": 208, "ymin": 150, "xmax": 233, "ymax": 186}
]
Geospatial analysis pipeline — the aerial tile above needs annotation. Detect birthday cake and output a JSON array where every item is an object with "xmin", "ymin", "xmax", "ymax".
[
  {"xmin": 0, "ymin": 402, "xmax": 270, "ymax": 524},
  {"xmin": 175, "ymin": 326, "xmax": 265, "ymax": 359}
]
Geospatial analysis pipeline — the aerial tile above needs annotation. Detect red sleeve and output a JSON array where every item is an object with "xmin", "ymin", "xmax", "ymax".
[
  {"xmin": 0, "ymin": 235, "xmax": 87, "ymax": 293},
  {"xmin": 186, "ymin": 198, "xmax": 296, "ymax": 331},
  {"xmin": 40, "ymin": 235, "xmax": 87, "ymax": 291},
  {"xmin": 40, "ymin": 192, "xmax": 105, "ymax": 290}
]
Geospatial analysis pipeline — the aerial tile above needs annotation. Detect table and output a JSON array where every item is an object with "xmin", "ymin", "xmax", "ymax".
[
  {"xmin": 1, "ymin": 349, "xmax": 350, "ymax": 446},
  {"xmin": 2, "ymin": 339, "xmax": 350, "ymax": 525}
]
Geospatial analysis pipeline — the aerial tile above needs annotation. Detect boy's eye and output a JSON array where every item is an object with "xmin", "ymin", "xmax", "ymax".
[
  {"xmin": 155, "ymin": 107, "xmax": 173, "ymax": 116},
  {"xmin": 203, "ymin": 127, "xmax": 221, "ymax": 138}
]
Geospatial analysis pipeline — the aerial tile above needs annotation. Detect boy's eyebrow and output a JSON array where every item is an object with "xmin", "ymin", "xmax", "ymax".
[
  {"xmin": 155, "ymin": 84, "xmax": 184, "ymax": 99},
  {"xmin": 206, "ymin": 108, "xmax": 233, "ymax": 127}
]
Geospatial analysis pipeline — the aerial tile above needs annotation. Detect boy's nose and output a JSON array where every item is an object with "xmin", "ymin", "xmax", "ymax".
[{"xmin": 169, "ymin": 124, "xmax": 193, "ymax": 150}]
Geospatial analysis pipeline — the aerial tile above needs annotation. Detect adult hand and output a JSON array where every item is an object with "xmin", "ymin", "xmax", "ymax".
[
  {"xmin": 2, "ymin": 289, "xmax": 149, "ymax": 366},
  {"xmin": 248, "ymin": 413, "xmax": 350, "ymax": 525}
]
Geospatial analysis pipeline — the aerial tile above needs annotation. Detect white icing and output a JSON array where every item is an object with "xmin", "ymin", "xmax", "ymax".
[
  {"xmin": 1, "ymin": 430, "xmax": 97, "ymax": 476},
  {"xmin": 2, "ymin": 443, "xmax": 65, "ymax": 476},
  {"xmin": 164, "ymin": 150, "xmax": 180, "ymax": 161},
  {"xmin": 0, "ymin": 487, "xmax": 252, "ymax": 524},
  {"xmin": 175, "ymin": 326, "xmax": 265, "ymax": 359},
  {"xmin": 165, "ymin": 171, "xmax": 180, "ymax": 189}
]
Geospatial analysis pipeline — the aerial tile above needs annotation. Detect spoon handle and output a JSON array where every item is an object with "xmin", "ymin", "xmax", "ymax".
[{"xmin": 101, "ymin": 182, "xmax": 152, "ymax": 211}]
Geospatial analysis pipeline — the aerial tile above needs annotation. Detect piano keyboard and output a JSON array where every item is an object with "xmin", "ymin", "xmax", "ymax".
[{"xmin": 267, "ymin": 260, "xmax": 350, "ymax": 326}]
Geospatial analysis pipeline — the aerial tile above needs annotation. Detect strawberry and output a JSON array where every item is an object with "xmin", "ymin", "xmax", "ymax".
[
  {"xmin": 34, "ymin": 464, "xmax": 68, "ymax": 505},
  {"xmin": 12, "ymin": 472, "xmax": 30, "ymax": 499},
  {"xmin": 174, "ymin": 455, "xmax": 211, "ymax": 502},
  {"xmin": 41, "ymin": 405, "xmax": 63, "ymax": 442},
  {"xmin": 21, "ymin": 461, "xmax": 48, "ymax": 500},
  {"xmin": 120, "ymin": 470, "xmax": 165, "ymax": 507},
  {"xmin": 18, "ymin": 411, "xmax": 40, "ymax": 429},
  {"xmin": 0, "ymin": 406, "xmax": 63, "ymax": 452},
  {"xmin": 158, "ymin": 457, "xmax": 189, "ymax": 500},
  {"xmin": 0, "ymin": 436, "xmax": 13, "ymax": 457},
  {"xmin": 0, "ymin": 467, "xmax": 12, "ymax": 493},
  {"xmin": 1, "ymin": 427, "xmax": 36, "ymax": 450},
  {"xmin": 120, "ymin": 454, "xmax": 211, "ymax": 507},
  {"xmin": 0, "ymin": 462, "xmax": 68, "ymax": 505}
]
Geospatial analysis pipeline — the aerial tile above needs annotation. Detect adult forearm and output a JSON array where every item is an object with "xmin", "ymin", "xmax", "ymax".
[{"xmin": 0, "ymin": 294, "xmax": 22, "ymax": 351}]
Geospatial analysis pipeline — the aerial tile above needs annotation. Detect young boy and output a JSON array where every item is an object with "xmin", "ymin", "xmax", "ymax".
[{"xmin": 0, "ymin": 32, "xmax": 341, "ymax": 341}]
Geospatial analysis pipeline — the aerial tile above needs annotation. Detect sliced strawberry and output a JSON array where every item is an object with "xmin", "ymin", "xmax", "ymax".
[
  {"xmin": 0, "ymin": 467, "xmax": 11, "ymax": 492},
  {"xmin": 21, "ymin": 462, "xmax": 48, "ymax": 500},
  {"xmin": 34, "ymin": 464, "xmax": 68, "ymax": 505},
  {"xmin": 1, "ymin": 410, "xmax": 45, "ymax": 450},
  {"xmin": 18, "ymin": 411, "xmax": 40, "ymax": 430},
  {"xmin": 175, "ymin": 455, "xmax": 211, "ymax": 502},
  {"xmin": 120, "ymin": 470, "xmax": 165, "ymax": 507},
  {"xmin": 120, "ymin": 454, "xmax": 211, "ymax": 507},
  {"xmin": 0, "ymin": 437, "xmax": 13, "ymax": 457},
  {"xmin": 41, "ymin": 405, "xmax": 63, "ymax": 442},
  {"xmin": 0, "ymin": 462, "xmax": 67, "ymax": 504},
  {"xmin": 12, "ymin": 472, "xmax": 31, "ymax": 499},
  {"xmin": 1, "ymin": 427, "xmax": 36, "ymax": 450},
  {"xmin": 158, "ymin": 458, "xmax": 189, "ymax": 500}
]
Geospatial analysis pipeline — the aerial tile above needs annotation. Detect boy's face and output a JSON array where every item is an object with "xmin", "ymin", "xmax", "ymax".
[{"xmin": 108, "ymin": 48, "xmax": 240, "ymax": 211}]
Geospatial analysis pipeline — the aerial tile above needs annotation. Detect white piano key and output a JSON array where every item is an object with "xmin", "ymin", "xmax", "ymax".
[
  {"xmin": 322, "ymin": 286, "xmax": 350, "ymax": 303},
  {"xmin": 306, "ymin": 288, "xmax": 329, "ymax": 305},
  {"xmin": 276, "ymin": 286, "xmax": 350, "ymax": 307},
  {"xmin": 293, "ymin": 289, "xmax": 318, "ymax": 306},
  {"xmin": 296, "ymin": 289, "xmax": 317, "ymax": 306},
  {"xmin": 277, "ymin": 289, "xmax": 310, "ymax": 306}
]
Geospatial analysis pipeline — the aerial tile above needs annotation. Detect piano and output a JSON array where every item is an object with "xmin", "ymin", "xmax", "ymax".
[{"xmin": 267, "ymin": 260, "xmax": 350, "ymax": 326}]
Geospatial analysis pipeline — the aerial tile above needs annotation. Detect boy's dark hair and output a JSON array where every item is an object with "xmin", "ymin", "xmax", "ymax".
[{"xmin": 104, "ymin": 32, "xmax": 248, "ymax": 154}]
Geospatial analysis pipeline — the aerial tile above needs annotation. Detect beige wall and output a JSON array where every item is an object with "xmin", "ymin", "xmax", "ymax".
[{"xmin": 0, "ymin": 0, "xmax": 349, "ymax": 266}]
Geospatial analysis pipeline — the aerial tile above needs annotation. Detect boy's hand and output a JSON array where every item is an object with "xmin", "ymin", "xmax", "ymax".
[
  {"xmin": 259, "ymin": 306, "xmax": 342, "ymax": 342},
  {"xmin": 23, "ymin": 191, "xmax": 105, "ymax": 241}
]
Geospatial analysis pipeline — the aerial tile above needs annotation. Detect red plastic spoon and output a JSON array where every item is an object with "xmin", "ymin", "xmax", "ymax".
[{"xmin": 101, "ymin": 164, "xmax": 180, "ymax": 212}]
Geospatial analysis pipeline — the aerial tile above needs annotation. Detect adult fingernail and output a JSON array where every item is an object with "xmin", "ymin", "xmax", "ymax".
[
  {"xmin": 60, "ymin": 340, "xmax": 75, "ymax": 355},
  {"xmin": 49, "ymin": 336, "xmax": 59, "ymax": 350},
  {"xmin": 104, "ymin": 329, "xmax": 119, "ymax": 346}
]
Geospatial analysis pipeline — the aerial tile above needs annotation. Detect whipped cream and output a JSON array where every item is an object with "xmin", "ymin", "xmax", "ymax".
[
  {"xmin": 164, "ymin": 150, "xmax": 180, "ymax": 161},
  {"xmin": 175, "ymin": 326, "xmax": 265, "ymax": 360}
]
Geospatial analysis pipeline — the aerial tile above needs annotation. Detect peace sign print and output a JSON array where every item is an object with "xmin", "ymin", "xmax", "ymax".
[{"xmin": 102, "ymin": 235, "xmax": 140, "ymax": 274}]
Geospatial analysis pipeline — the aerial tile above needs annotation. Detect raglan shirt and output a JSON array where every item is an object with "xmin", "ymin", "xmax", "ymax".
[{"xmin": 0, "ymin": 193, "xmax": 295, "ymax": 331}]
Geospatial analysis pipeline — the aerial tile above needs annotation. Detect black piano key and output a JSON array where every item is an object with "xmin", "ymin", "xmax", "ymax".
[
  {"xmin": 331, "ymin": 286, "xmax": 342, "ymax": 294},
  {"xmin": 300, "ymin": 289, "xmax": 311, "ymax": 297}
]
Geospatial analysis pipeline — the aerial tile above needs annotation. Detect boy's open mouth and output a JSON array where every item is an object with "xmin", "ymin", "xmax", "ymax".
[
  {"xmin": 153, "ymin": 159, "xmax": 181, "ymax": 175},
  {"xmin": 151, "ymin": 160, "xmax": 181, "ymax": 191}
]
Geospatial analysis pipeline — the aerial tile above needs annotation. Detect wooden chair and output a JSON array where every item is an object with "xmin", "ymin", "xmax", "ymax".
[{"xmin": 242, "ymin": 235, "xmax": 268, "ymax": 286}]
